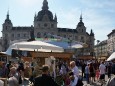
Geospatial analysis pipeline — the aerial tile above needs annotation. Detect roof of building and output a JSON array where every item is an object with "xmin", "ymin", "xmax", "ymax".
[
  {"xmin": 12, "ymin": 27, "xmax": 32, "ymax": 31},
  {"xmin": 57, "ymin": 28, "xmax": 78, "ymax": 33},
  {"xmin": 107, "ymin": 29, "xmax": 115, "ymax": 37},
  {"xmin": 95, "ymin": 40, "xmax": 107, "ymax": 47}
]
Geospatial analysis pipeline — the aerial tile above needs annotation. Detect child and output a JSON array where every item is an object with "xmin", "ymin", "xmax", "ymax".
[{"xmin": 96, "ymin": 69, "xmax": 100, "ymax": 81}]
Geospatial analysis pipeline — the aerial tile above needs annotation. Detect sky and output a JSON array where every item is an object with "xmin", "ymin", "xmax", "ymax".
[{"xmin": 0, "ymin": 0, "xmax": 115, "ymax": 43}]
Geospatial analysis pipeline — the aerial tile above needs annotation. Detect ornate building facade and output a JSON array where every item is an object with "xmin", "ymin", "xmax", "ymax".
[
  {"xmin": 107, "ymin": 29, "xmax": 115, "ymax": 55},
  {"xmin": 1, "ymin": 0, "xmax": 95, "ymax": 57}
]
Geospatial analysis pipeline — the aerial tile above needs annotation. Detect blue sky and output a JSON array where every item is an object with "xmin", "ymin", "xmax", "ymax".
[{"xmin": 0, "ymin": 0, "xmax": 115, "ymax": 42}]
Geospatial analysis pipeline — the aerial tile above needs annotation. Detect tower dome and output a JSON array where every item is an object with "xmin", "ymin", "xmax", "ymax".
[
  {"xmin": 36, "ymin": 0, "xmax": 53, "ymax": 21},
  {"xmin": 77, "ymin": 14, "xmax": 84, "ymax": 27}
]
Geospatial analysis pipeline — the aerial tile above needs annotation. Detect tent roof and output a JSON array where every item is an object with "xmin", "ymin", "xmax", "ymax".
[
  {"xmin": 5, "ymin": 41, "xmax": 64, "ymax": 56},
  {"xmin": 107, "ymin": 52, "xmax": 115, "ymax": 61}
]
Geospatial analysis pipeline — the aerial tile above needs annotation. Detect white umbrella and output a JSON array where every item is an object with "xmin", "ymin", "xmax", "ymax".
[
  {"xmin": 5, "ymin": 41, "xmax": 64, "ymax": 55},
  {"xmin": 107, "ymin": 52, "xmax": 115, "ymax": 61}
]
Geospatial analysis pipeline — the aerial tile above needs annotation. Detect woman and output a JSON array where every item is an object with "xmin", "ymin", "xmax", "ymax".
[{"xmin": 89, "ymin": 63, "xmax": 95, "ymax": 83}]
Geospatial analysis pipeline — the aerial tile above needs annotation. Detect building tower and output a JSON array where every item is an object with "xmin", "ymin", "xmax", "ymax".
[
  {"xmin": 76, "ymin": 14, "xmax": 86, "ymax": 34},
  {"xmin": 90, "ymin": 29, "xmax": 95, "ymax": 56},
  {"xmin": 34, "ymin": 0, "xmax": 58, "ymax": 38},
  {"xmin": 2, "ymin": 11, "xmax": 13, "ymax": 51}
]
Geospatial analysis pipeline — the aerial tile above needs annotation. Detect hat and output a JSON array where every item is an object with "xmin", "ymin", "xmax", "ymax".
[{"xmin": 40, "ymin": 65, "xmax": 49, "ymax": 72}]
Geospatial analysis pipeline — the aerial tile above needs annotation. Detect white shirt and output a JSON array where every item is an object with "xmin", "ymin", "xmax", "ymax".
[
  {"xmin": 99, "ymin": 63, "xmax": 106, "ymax": 74},
  {"xmin": 8, "ymin": 76, "xmax": 19, "ymax": 86},
  {"xmin": 70, "ymin": 75, "xmax": 78, "ymax": 86},
  {"xmin": 72, "ymin": 66, "xmax": 79, "ymax": 76},
  {"xmin": 0, "ymin": 80, "xmax": 4, "ymax": 86}
]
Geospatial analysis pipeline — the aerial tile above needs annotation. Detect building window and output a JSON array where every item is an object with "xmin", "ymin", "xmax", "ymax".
[
  {"xmin": 5, "ymin": 26, "xmax": 7, "ymax": 30},
  {"xmin": 37, "ymin": 32, "xmax": 41, "ymax": 38},
  {"xmin": 44, "ymin": 23, "xmax": 47, "ymax": 27},
  {"xmin": 38, "ymin": 24, "xmax": 40, "ymax": 27},
  {"xmin": 23, "ymin": 34, "xmax": 26, "ymax": 37},
  {"xmin": 11, "ymin": 34, "xmax": 14, "ymax": 38},
  {"xmin": 44, "ymin": 32, "xmax": 48, "ymax": 38},
  {"xmin": 51, "ymin": 24, "xmax": 54, "ymax": 28},
  {"xmin": 5, "ymin": 34, "xmax": 8, "ymax": 38},
  {"xmin": 17, "ymin": 34, "xmax": 20, "ymax": 37}
]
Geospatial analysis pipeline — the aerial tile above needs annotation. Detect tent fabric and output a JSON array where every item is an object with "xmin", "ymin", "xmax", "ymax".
[
  {"xmin": 46, "ymin": 41, "xmax": 83, "ymax": 49},
  {"xmin": 5, "ymin": 41, "xmax": 64, "ymax": 56},
  {"xmin": 107, "ymin": 52, "xmax": 115, "ymax": 61}
]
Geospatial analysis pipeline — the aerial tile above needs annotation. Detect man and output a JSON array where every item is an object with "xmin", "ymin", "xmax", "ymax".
[
  {"xmin": 34, "ymin": 65, "xmax": 59, "ymax": 86},
  {"xmin": 0, "ymin": 80, "xmax": 4, "ymax": 86},
  {"xmin": 70, "ymin": 61, "xmax": 79, "ymax": 77},
  {"xmin": 99, "ymin": 61, "xmax": 106, "ymax": 85},
  {"xmin": 85, "ymin": 63, "xmax": 90, "ymax": 84}
]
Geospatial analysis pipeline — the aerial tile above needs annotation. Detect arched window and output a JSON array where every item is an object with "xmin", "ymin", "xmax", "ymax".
[
  {"xmin": 37, "ymin": 32, "xmax": 41, "ymax": 38},
  {"xmin": 44, "ymin": 32, "xmax": 47, "ymax": 38}
]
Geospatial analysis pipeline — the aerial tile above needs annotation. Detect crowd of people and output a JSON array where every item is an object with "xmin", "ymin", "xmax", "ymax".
[{"xmin": 0, "ymin": 59, "xmax": 115, "ymax": 86}]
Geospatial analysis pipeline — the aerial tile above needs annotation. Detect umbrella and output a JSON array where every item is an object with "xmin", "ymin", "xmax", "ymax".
[
  {"xmin": 107, "ymin": 52, "xmax": 115, "ymax": 61},
  {"xmin": 5, "ymin": 41, "xmax": 64, "ymax": 55}
]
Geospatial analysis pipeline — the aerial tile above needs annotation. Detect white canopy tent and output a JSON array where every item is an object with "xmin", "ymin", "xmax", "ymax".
[
  {"xmin": 107, "ymin": 52, "xmax": 115, "ymax": 61},
  {"xmin": 45, "ymin": 41, "xmax": 83, "ymax": 49},
  {"xmin": 5, "ymin": 41, "xmax": 64, "ymax": 55}
]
